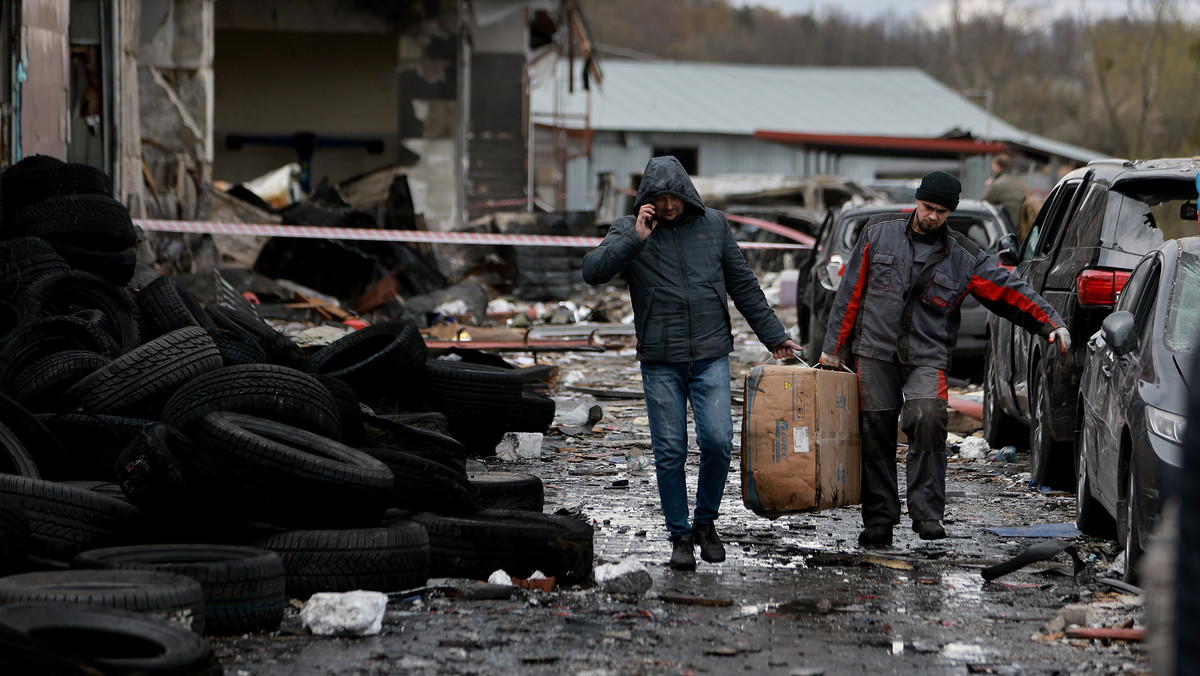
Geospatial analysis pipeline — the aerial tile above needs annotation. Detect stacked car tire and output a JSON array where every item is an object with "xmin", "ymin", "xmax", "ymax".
[{"xmin": 0, "ymin": 156, "xmax": 588, "ymax": 671}]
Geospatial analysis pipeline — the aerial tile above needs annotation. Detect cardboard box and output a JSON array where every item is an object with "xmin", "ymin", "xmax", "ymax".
[{"xmin": 740, "ymin": 365, "xmax": 860, "ymax": 517}]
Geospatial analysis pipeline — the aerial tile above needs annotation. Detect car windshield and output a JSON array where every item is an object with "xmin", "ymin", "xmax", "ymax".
[{"xmin": 1165, "ymin": 249, "xmax": 1200, "ymax": 353}]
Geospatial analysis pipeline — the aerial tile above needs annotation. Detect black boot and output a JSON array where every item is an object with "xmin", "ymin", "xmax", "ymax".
[
  {"xmin": 669, "ymin": 535, "xmax": 696, "ymax": 570},
  {"xmin": 858, "ymin": 525, "xmax": 893, "ymax": 547},
  {"xmin": 692, "ymin": 522, "xmax": 726, "ymax": 563},
  {"xmin": 912, "ymin": 520, "xmax": 946, "ymax": 540}
]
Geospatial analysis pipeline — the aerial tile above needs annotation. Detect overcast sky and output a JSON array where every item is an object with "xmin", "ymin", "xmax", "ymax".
[{"xmin": 729, "ymin": 0, "xmax": 1200, "ymax": 23}]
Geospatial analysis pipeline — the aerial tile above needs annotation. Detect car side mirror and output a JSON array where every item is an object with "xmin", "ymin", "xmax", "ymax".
[
  {"xmin": 997, "ymin": 233, "xmax": 1020, "ymax": 266},
  {"xmin": 1101, "ymin": 310, "xmax": 1137, "ymax": 356}
]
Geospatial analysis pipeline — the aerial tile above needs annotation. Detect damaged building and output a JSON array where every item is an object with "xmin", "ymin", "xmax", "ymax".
[{"xmin": 0, "ymin": 0, "xmax": 600, "ymax": 240}]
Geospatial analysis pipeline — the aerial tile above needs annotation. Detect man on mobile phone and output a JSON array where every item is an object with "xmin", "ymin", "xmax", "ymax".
[{"xmin": 583, "ymin": 155, "xmax": 800, "ymax": 571}]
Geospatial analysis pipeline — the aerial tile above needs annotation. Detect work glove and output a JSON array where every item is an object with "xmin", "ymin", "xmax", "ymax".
[
  {"xmin": 819, "ymin": 352, "xmax": 844, "ymax": 369},
  {"xmin": 1048, "ymin": 327, "xmax": 1071, "ymax": 355}
]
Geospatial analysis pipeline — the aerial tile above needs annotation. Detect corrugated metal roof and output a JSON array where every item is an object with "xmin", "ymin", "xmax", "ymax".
[{"xmin": 531, "ymin": 60, "xmax": 1103, "ymax": 162}]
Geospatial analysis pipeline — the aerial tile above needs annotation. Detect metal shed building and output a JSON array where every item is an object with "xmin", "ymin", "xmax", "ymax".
[{"xmin": 531, "ymin": 59, "xmax": 1103, "ymax": 214}]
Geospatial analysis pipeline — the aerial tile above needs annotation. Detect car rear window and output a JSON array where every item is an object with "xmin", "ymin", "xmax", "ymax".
[
  {"xmin": 1109, "ymin": 185, "xmax": 1198, "ymax": 255},
  {"xmin": 1166, "ymin": 249, "xmax": 1200, "ymax": 353}
]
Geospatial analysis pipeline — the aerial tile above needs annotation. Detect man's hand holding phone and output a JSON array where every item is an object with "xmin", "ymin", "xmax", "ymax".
[{"xmin": 636, "ymin": 204, "xmax": 657, "ymax": 240}]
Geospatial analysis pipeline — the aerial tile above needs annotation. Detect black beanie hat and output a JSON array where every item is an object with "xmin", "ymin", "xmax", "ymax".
[{"xmin": 914, "ymin": 171, "xmax": 961, "ymax": 211}]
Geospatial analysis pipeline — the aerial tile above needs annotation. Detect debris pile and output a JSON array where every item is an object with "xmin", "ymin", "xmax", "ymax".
[{"xmin": 0, "ymin": 157, "xmax": 594, "ymax": 671}]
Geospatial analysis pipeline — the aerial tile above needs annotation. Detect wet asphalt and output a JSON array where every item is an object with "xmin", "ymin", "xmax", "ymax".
[{"xmin": 211, "ymin": 324, "xmax": 1148, "ymax": 676}]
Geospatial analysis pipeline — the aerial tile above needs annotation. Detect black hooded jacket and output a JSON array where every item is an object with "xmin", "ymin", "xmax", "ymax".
[{"xmin": 582, "ymin": 156, "xmax": 789, "ymax": 363}]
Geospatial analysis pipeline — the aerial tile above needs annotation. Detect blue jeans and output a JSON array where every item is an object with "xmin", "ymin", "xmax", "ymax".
[{"xmin": 640, "ymin": 356, "xmax": 733, "ymax": 540}]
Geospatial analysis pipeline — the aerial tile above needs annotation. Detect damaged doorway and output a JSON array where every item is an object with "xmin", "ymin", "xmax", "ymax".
[{"xmin": 66, "ymin": 0, "xmax": 113, "ymax": 172}]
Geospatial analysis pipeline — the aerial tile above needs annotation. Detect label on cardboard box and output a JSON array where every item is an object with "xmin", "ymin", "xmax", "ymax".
[
  {"xmin": 794, "ymin": 427, "xmax": 810, "ymax": 453},
  {"xmin": 740, "ymin": 365, "xmax": 861, "ymax": 517}
]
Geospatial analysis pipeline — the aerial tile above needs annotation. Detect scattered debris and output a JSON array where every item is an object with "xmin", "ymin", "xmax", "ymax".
[
  {"xmin": 594, "ymin": 557, "xmax": 653, "ymax": 599},
  {"xmin": 982, "ymin": 539, "xmax": 1085, "ymax": 581},
  {"xmin": 300, "ymin": 591, "xmax": 389, "ymax": 637}
]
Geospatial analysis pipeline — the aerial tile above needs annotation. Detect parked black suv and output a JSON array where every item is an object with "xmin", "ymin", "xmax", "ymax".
[
  {"xmin": 795, "ymin": 199, "xmax": 1013, "ymax": 367},
  {"xmin": 982, "ymin": 157, "xmax": 1200, "ymax": 489}
]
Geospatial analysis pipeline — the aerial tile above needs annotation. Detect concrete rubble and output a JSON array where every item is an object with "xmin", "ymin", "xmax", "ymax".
[{"xmin": 300, "ymin": 591, "xmax": 390, "ymax": 637}]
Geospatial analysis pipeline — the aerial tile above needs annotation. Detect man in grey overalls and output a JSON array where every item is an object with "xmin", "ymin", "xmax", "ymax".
[{"xmin": 820, "ymin": 171, "xmax": 1069, "ymax": 547}]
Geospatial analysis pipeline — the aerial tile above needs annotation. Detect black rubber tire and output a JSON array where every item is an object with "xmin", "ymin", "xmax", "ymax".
[
  {"xmin": 311, "ymin": 319, "xmax": 429, "ymax": 402},
  {"xmin": 424, "ymin": 359, "xmax": 524, "ymax": 455},
  {"xmin": 20, "ymin": 269, "xmax": 143, "ymax": 355},
  {"xmin": 0, "ymin": 603, "xmax": 221, "ymax": 675},
  {"xmin": 1123, "ymin": 464, "xmax": 1144, "ymax": 584},
  {"xmin": 66, "ymin": 326, "xmax": 222, "ymax": 418},
  {"xmin": 409, "ymin": 509, "xmax": 593, "ymax": 584},
  {"xmin": 112, "ymin": 422, "xmax": 196, "ymax": 511},
  {"xmin": 205, "ymin": 304, "xmax": 313, "ymax": 372},
  {"xmin": 982, "ymin": 349, "xmax": 1024, "ymax": 448},
  {"xmin": 162, "ymin": 363, "xmax": 341, "ymax": 440},
  {"xmin": 0, "ymin": 499, "xmax": 31, "ymax": 575},
  {"xmin": 805, "ymin": 305, "xmax": 825, "ymax": 364},
  {"xmin": 359, "ymin": 446, "xmax": 478, "ymax": 515},
  {"xmin": 72, "ymin": 543, "xmax": 287, "ymax": 636},
  {"xmin": 253, "ymin": 523, "xmax": 430, "ymax": 599},
  {"xmin": 6, "ymin": 350, "xmax": 110, "ymax": 412},
  {"xmin": 137, "ymin": 275, "xmax": 218, "ymax": 339},
  {"xmin": 467, "ymin": 471, "xmax": 545, "ymax": 512},
  {"xmin": 0, "ymin": 569, "xmax": 205, "ymax": 634},
  {"xmin": 49, "ymin": 244, "xmax": 138, "ymax": 287},
  {"xmin": 0, "ymin": 473, "xmax": 143, "ymax": 560},
  {"xmin": 112, "ymin": 422, "xmax": 271, "ymax": 544},
  {"xmin": 39, "ymin": 412, "xmax": 154, "ymax": 481},
  {"xmin": 389, "ymin": 410, "xmax": 451, "ymax": 435},
  {"xmin": 0, "ymin": 571, "xmax": 204, "ymax": 633},
  {"xmin": 12, "ymin": 195, "xmax": 137, "ymax": 249},
  {"xmin": 0, "ymin": 393, "xmax": 69, "ymax": 480},
  {"xmin": 0, "ymin": 237, "xmax": 70, "ymax": 296},
  {"xmin": 0, "ymin": 420, "xmax": 41, "ymax": 478},
  {"xmin": 509, "ymin": 389, "xmax": 556, "ymax": 433},
  {"xmin": 208, "ymin": 327, "xmax": 268, "ymax": 366},
  {"xmin": 0, "ymin": 314, "xmax": 120, "ymax": 382},
  {"xmin": 424, "ymin": 359, "xmax": 524, "ymax": 416},
  {"xmin": 362, "ymin": 413, "xmax": 467, "ymax": 474},
  {"xmin": 1028, "ymin": 363, "xmax": 1072, "ymax": 490},
  {"xmin": 314, "ymin": 374, "xmax": 365, "ymax": 446},
  {"xmin": 0, "ymin": 156, "xmax": 112, "ymax": 223},
  {"xmin": 186, "ymin": 412, "xmax": 392, "ymax": 527},
  {"xmin": 1074, "ymin": 434, "xmax": 1114, "ymax": 538}
]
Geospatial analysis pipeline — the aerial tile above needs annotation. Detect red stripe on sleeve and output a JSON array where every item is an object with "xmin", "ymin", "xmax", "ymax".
[
  {"xmin": 970, "ymin": 275, "xmax": 1057, "ymax": 328},
  {"xmin": 836, "ymin": 241, "xmax": 869, "ymax": 354},
  {"xmin": 938, "ymin": 370, "xmax": 948, "ymax": 401}
]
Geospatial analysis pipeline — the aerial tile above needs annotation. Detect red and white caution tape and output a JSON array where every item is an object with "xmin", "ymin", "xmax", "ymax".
[{"xmin": 133, "ymin": 218, "xmax": 811, "ymax": 250}]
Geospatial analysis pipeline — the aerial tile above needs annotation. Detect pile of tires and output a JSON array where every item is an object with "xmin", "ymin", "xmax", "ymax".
[{"xmin": 0, "ymin": 157, "xmax": 591, "ymax": 652}]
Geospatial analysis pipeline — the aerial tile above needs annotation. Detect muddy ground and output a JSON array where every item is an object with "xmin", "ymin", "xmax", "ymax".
[{"xmin": 210, "ymin": 308, "xmax": 1149, "ymax": 676}]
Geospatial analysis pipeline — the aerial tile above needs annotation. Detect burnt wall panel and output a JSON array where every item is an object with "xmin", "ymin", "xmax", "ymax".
[
  {"xmin": 467, "ymin": 53, "xmax": 525, "ymax": 214},
  {"xmin": 468, "ymin": 135, "xmax": 527, "ymax": 215},
  {"xmin": 470, "ymin": 53, "xmax": 522, "ymax": 135}
]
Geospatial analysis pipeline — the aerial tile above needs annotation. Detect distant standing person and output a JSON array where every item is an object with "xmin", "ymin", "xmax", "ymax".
[
  {"xmin": 820, "ymin": 170, "xmax": 1069, "ymax": 547},
  {"xmin": 582, "ymin": 156, "xmax": 801, "ymax": 571},
  {"xmin": 982, "ymin": 153, "xmax": 1029, "ymax": 237}
]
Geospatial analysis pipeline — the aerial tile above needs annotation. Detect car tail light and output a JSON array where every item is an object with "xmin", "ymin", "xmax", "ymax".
[
  {"xmin": 1076, "ymin": 269, "xmax": 1131, "ymax": 306},
  {"xmin": 819, "ymin": 254, "xmax": 845, "ymax": 291}
]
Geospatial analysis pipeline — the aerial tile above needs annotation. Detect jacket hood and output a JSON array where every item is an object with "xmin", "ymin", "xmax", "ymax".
[{"xmin": 634, "ymin": 156, "xmax": 706, "ymax": 220}]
